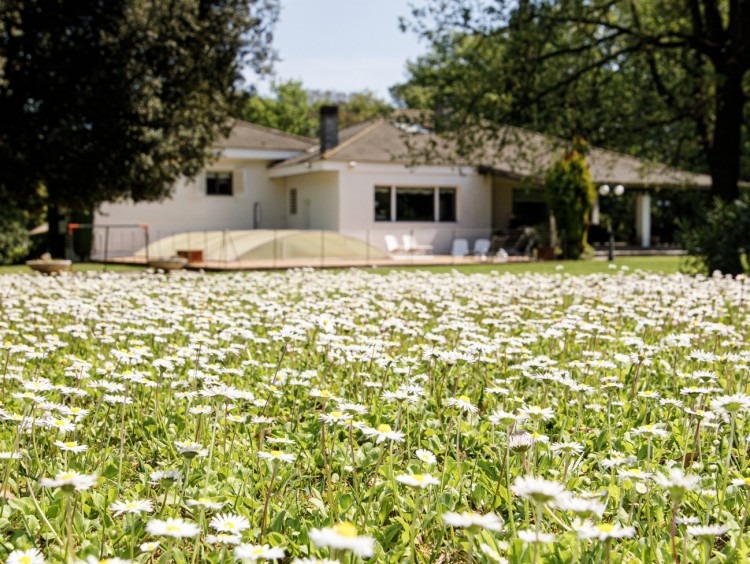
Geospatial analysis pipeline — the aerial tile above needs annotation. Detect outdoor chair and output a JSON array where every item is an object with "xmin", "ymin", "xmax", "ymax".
[
  {"xmin": 384, "ymin": 234, "xmax": 407, "ymax": 255},
  {"xmin": 402, "ymin": 234, "xmax": 433, "ymax": 254},
  {"xmin": 472, "ymin": 238, "xmax": 491, "ymax": 260},
  {"xmin": 451, "ymin": 238, "xmax": 469, "ymax": 256}
]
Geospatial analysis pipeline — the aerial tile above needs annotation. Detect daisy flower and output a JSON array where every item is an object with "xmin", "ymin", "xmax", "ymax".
[
  {"xmin": 146, "ymin": 517, "xmax": 200, "ymax": 538},
  {"xmin": 39, "ymin": 471, "xmax": 97, "ymax": 492},
  {"xmin": 174, "ymin": 441, "xmax": 208, "ymax": 459},
  {"xmin": 686, "ymin": 524, "xmax": 729, "ymax": 538},
  {"xmin": 442, "ymin": 511, "xmax": 504, "ymax": 531},
  {"xmin": 209, "ymin": 513, "xmax": 251, "ymax": 533},
  {"xmin": 149, "ymin": 469, "xmax": 181, "ymax": 485},
  {"xmin": 511, "ymin": 476, "xmax": 566, "ymax": 505},
  {"xmin": 234, "ymin": 543, "xmax": 286, "ymax": 561},
  {"xmin": 7, "ymin": 548, "xmax": 45, "ymax": 564},
  {"xmin": 362, "ymin": 423, "xmax": 404, "ymax": 444},
  {"xmin": 446, "ymin": 395, "xmax": 478, "ymax": 413},
  {"xmin": 415, "ymin": 448, "xmax": 436, "ymax": 464},
  {"xmin": 710, "ymin": 393, "xmax": 750, "ymax": 414},
  {"xmin": 575, "ymin": 521, "xmax": 636, "ymax": 540},
  {"xmin": 140, "ymin": 542, "xmax": 159, "ymax": 553},
  {"xmin": 186, "ymin": 497, "xmax": 224, "ymax": 511},
  {"xmin": 518, "ymin": 405, "xmax": 554, "ymax": 422},
  {"xmin": 309, "ymin": 521, "xmax": 375, "ymax": 558},
  {"xmin": 396, "ymin": 473, "xmax": 440, "ymax": 488},
  {"xmin": 53, "ymin": 440, "xmax": 88, "ymax": 453},
  {"xmin": 517, "ymin": 529, "xmax": 555, "ymax": 543},
  {"xmin": 652, "ymin": 468, "xmax": 701, "ymax": 499},
  {"xmin": 110, "ymin": 499, "xmax": 154, "ymax": 517},
  {"xmin": 508, "ymin": 432, "xmax": 535, "ymax": 452},
  {"xmin": 257, "ymin": 450, "xmax": 297, "ymax": 463},
  {"xmin": 205, "ymin": 533, "xmax": 243, "ymax": 545}
]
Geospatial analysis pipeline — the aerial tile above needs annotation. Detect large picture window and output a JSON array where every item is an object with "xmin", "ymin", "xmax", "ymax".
[
  {"xmin": 374, "ymin": 187, "xmax": 391, "ymax": 221},
  {"xmin": 374, "ymin": 186, "xmax": 457, "ymax": 222},
  {"xmin": 206, "ymin": 172, "xmax": 233, "ymax": 196}
]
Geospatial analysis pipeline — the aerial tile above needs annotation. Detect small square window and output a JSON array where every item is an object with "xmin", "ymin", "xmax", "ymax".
[
  {"xmin": 206, "ymin": 172, "xmax": 233, "ymax": 196},
  {"xmin": 439, "ymin": 188, "xmax": 457, "ymax": 222}
]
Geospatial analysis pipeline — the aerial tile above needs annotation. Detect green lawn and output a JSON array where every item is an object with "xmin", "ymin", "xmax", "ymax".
[
  {"xmin": 368, "ymin": 255, "xmax": 688, "ymax": 275},
  {"xmin": 0, "ymin": 255, "xmax": 688, "ymax": 276}
]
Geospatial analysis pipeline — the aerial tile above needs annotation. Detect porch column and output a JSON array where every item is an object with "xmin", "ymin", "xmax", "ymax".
[
  {"xmin": 591, "ymin": 199, "xmax": 601, "ymax": 225},
  {"xmin": 635, "ymin": 192, "xmax": 651, "ymax": 248}
]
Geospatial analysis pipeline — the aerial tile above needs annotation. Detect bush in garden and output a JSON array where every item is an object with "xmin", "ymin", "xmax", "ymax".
[
  {"xmin": 0, "ymin": 205, "xmax": 32, "ymax": 264},
  {"xmin": 679, "ymin": 193, "xmax": 750, "ymax": 275},
  {"xmin": 544, "ymin": 137, "xmax": 596, "ymax": 259}
]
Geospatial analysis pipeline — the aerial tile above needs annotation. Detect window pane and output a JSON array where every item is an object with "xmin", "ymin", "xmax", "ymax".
[
  {"xmin": 374, "ymin": 186, "xmax": 391, "ymax": 221},
  {"xmin": 396, "ymin": 188, "xmax": 434, "ymax": 221},
  {"xmin": 206, "ymin": 172, "xmax": 233, "ymax": 196},
  {"xmin": 289, "ymin": 188, "xmax": 298, "ymax": 215},
  {"xmin": 439, "ymin": 188, "xmax": 456, "ymax": 222}
]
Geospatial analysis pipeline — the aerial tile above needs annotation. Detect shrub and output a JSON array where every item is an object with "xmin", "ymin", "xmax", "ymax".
[
  {"xmin": 678, "ymin": 194, "xmax": 750, "ymax": 276},
  {"xmin": 545, "ymin": 138, "xmax": 596, "ymax": 259},
  {"xmin": 0, "ymin": 206, "xmax": 32, "ymax": 264}
]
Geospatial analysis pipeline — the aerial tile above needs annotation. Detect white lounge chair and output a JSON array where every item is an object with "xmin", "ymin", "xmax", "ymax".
[
  {"xmin": 473, "ymin": 238, "xmax": 491, "ymax": 260},
  {"xmin": 402, "ymin": 234, "xmax": 433, "ymax": 254},
  {"xmin": 451, "ymin": 238, "xmax": 469, "ymax": 256},
  {"xmin": 384, "ymin": 234, "xmax": 407, "ymax": 255}
]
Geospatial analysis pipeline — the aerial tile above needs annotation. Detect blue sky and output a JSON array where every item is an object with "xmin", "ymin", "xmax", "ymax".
[{"xmin": 250, "ymin": 0, "xmax": 428, "ymax": 102}]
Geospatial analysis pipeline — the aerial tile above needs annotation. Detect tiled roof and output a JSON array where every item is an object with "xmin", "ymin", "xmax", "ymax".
[
  {"xmin": 269, "ymin": 118, "xmax": 712, "ymax": 188},
  {"xmin": 215, "ymin": 120, "xmax": 314, "ymax": 151}
]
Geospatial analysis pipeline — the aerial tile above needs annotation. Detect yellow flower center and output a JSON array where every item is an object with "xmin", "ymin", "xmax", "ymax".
[
  {"xmin": 59, "ymin": 472, "xmax": 75, "ymax": 481},
  {"xmin": 330, "ymin": 411, "xmax": 343, "ymax": 418},
  {"xmin": 19, "ymin": 557, "xmax": 32, "ymax": 564},
  {"xmin": 744, "ymin": 478, "xmax": 750, "ymax": 485},
  {"xmin": 597, "ymin": 523, "xmax": 615, "ymax": 533},
  {"xmin": 334, "ymin": 522, "xmax": 358, "ymax": 538},
  {"xmin": 166, "ymin": 524, "xmax": 180, "ymax": 532},
  {"xmin": 65, "ymin": 441, "xmax": 77, "ymax": 448},
  {"xmin": 225, "ymin": 522, "xmax": 236, "ymax": 530},
  {"xmin": 271, "ymin": 450, "xmax": 282, "ymax": 457},
  {"xmin": 459, "ymin": 395, "xmax": 471, "ymax": 403},
  {"xmin": 413, "ymin": 474, "xmax": 425, "ymax": 482},
  {"xmin": 377, "ymin": 424, "xmax": 392, "ymax": 434}
]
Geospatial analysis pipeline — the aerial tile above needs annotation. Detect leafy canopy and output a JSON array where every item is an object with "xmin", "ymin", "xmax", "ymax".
[{"xmin": 0, "ymin": 0, "xmax": 279, "ymax": 212}]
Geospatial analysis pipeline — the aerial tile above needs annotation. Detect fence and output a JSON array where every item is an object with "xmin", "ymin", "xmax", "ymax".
[{"xmin": 86, "ymin": 226, "xmax": 536, "ymax": 268}]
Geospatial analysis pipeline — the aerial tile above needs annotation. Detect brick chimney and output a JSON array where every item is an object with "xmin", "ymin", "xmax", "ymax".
[{"xmin": 319, "ymin": 105, "xmax": 339, "ymax": 154}]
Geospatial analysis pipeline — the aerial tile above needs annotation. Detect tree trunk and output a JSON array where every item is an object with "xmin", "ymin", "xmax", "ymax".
[
  {"xmin": 46, "ymin": 203, "xmax": 67, "ymax": 259},
  {"xmin": 706, "ymin": 68, "xmax": 745, "ymax": 275},
  {"xmin": 708, "ymin": 69, "xmax": 744, "ymax": 202}
]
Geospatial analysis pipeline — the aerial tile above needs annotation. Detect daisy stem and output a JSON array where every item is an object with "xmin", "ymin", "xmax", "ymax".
[
  {"xmin": 65, "ymin": 492, "xmax": 76, "ymax": 562},
  {"xmin": 260, "ymin": 461, "xmax": 279, "ymax": 538},
  {"xmin": 410, "ymin": 491, "xmax": 422, "ymax": 562},
  {"xmin": 117, "ymin": 398, "xmax": 128, "ymax": 490}
]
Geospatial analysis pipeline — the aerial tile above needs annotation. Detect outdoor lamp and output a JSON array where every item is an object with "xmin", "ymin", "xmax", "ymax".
[{"xmin": 598, "ymin": 184, "xmax": 625, "ymax": 261}]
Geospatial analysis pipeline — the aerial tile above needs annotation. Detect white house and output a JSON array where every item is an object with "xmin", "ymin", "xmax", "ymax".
[{"xmin": 96, "ymin": 108, "xmax": 712, "ymax": 257}]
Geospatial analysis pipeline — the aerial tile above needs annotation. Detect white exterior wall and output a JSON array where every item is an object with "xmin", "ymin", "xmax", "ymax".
[
  {"xmin": 283, "ymin": 172, "xmax": 339, "ymax": 230},
  {"xmin": 95, "ymin": 159, "xmax": 286, "ymax": 256},
  {"xmin": 335, "ymin": 163, "xmax": 492, "ymax": 254}
]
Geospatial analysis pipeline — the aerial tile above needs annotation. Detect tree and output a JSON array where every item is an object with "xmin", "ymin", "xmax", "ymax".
[
  {"xmin": 241, "ymin": 80, "xmax": 318, "ymax": 137},
  {"xmin": 0, "ymin": 0, "xmax": 279, "ymax": 256},
  {"xmin": 239, "ymin": 80, "xmax": 392, "ymax": 136},
  {"xmin": 544, "ymin": 138, "xmax": 596, "ymax": 259},
  {"xmin": 399, "ymin": 1, "xmax": 750, "ymax": 199}
]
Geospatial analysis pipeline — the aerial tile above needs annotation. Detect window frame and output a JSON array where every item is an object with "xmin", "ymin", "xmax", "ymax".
[
  {"xmin": 374, "ymin": 185, "xmax": 457, "ymax": 223},
  {"xmin": 205, "ymin": 171, "xmax": 233, "ymax": 196}
]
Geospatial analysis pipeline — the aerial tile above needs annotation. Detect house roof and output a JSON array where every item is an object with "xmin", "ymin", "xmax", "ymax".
[
  {"xmin": 215, "ymin": 120, "xmax": 314, "ymax": 152},
  {"xmin": 265, "ymin": 117, "xmax": 712, "ymax": 189}
]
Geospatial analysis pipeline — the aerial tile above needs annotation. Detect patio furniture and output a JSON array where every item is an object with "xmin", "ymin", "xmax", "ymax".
[
  {"xmin": 402, "ymin": 234, "xmax": 433, "ymax": 254},
  {"xmin": 451, "ymin": 238, "xmax": 469, "ymax": 256},
  {"xmin": 384, "ymin": 234, "xmax": 407, "ymax": 255},
  {"xmin": 473, "ymin": 238, "xmax": 492, "ymax": 260}
]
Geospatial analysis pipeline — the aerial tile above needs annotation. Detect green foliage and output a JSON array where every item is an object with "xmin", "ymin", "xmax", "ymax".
[
  {"xmin": 678, "ymin": 194, "xmax": 750, "ymax": 276},
  {"xmin": 398, "ymin": 0, "xmax": 750, "ymax": 208},
  {"xmin": 0, "ymin": 0, "xmax": 279, "ymax": 213},
  {"xmin": 544, "ymin": 143, "xmax": 595, "ymax": 259},
  {"xmin": 0, "ymin": 206, "xmax": 31, "ymax": 265},
  {"xmin": 239, "ymin": 80, "xmax": 392, "ymax": 136}
]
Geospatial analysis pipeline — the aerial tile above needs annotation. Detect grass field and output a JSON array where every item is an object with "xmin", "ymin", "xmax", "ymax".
[{"xmin": 0, "ymin": 255, "xmax": 687, "ymax": 276}]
